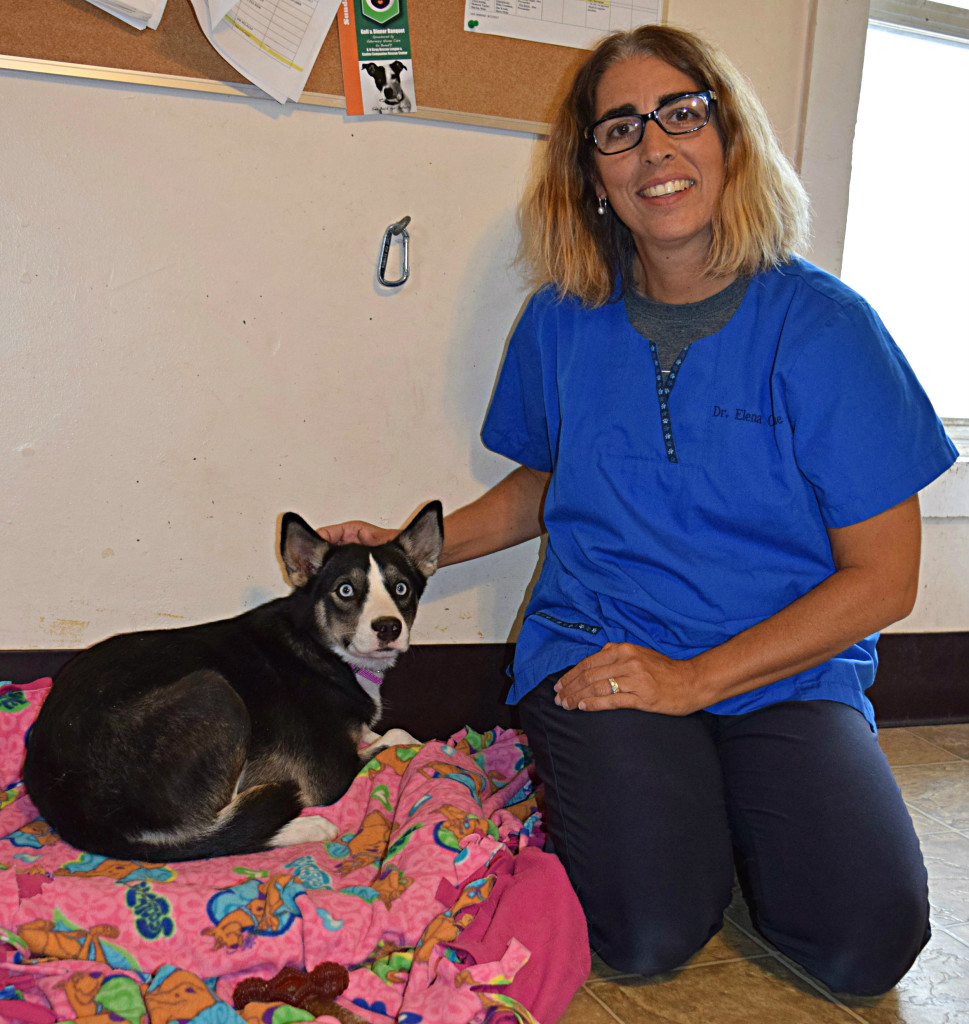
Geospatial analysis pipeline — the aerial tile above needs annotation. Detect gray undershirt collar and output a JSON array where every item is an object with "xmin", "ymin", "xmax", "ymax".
[{"xmin": 625, "ymin": 275, "xmax": 750, "ymax": 374}]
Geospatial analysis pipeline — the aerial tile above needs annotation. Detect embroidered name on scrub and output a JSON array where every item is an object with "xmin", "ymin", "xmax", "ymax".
[{"xmin": 713, "ymin": 406, "xmax": 785, "ymax": 426}]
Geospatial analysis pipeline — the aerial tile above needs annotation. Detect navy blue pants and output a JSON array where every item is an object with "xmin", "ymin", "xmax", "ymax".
[{"xmin": 519, "ymin": 676, "xmax": 930, "ymax": 996}]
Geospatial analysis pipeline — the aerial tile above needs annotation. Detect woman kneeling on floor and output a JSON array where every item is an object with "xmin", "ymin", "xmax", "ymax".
[{"xmin": 320, "ymin": 24, "xmax": 958, "ymax": 996}]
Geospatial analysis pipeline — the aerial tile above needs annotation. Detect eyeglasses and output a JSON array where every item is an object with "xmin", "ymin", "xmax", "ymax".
[{"xmin": 586, "ymin": 90, "xmax": 717, "ymax": 155}]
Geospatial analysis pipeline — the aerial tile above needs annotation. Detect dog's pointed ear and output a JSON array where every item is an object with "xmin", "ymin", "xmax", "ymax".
[
  {"xmin": 395, "ymin": 501, "xmax": 444, "ymax": 579},
  {"xmin": 281, "ymin": 513, "xmax": 331, "ymax": 588}
]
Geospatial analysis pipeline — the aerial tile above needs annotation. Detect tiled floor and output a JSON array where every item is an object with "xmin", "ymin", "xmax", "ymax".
[{"xmin": 558, "ymin": 723, "xmax": 969, "ymax": 1024}]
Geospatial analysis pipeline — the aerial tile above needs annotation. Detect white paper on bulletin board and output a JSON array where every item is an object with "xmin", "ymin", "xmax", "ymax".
[{"xmin": 464, "ymin": 0, "xmax": 661, "ymax": 50}]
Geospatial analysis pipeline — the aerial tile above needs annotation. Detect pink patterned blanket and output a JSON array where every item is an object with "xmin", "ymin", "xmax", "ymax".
[{"xmin": 0, "ymin": 679, "xmax": 589, "ymax": 1024}]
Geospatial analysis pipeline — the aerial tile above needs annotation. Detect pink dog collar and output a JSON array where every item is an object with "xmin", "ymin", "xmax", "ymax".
[{"xmin": 352, "ymin": 666, "xmax": 385, "ymax": 687}]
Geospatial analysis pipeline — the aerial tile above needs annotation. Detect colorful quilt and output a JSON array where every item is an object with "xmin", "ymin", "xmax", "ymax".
[{"xmin": 0, "ymin": 679, "xmax": 589, "ymax": 1024}]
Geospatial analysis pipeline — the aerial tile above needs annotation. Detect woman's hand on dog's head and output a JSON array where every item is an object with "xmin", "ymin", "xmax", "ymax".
[{"xmin": 315, "ymin": 520, "xmax": 399, "ymax": 547}]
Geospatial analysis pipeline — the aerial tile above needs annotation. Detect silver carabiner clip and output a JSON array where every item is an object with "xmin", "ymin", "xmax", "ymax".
[{"xmin": 378, "ymin": 216, "xmax": 410, "ymax": 287}]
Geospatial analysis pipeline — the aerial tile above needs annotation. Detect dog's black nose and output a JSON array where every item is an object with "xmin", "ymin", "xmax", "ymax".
[{"xmin": 373, "ymin": 617, "xmax": 402, "ymax": 644}]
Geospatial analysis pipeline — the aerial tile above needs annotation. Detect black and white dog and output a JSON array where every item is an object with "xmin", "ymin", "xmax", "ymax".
[
  {"xmin": 23, "ymin": 502, "xmax": 443, "ymax": 862},
  {"xmin": 362, "ymin": 60, "xmax": 412, "ymax": 113}
]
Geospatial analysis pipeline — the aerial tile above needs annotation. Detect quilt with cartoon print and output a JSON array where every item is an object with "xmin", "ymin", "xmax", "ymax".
[{"xmin": 0, "ymin": 679, "xmax": 589, "ymax": 1024}]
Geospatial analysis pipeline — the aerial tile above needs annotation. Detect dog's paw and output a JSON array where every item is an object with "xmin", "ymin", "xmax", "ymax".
[
  {"xmin": 379, "ymin": 728, "xmax": 420, "ymax": 747},
  {"xmin": 360, "ymin": 727, "xmax": 421, "ymax": 759},
  {"xmin": 269, "ymin": 815, "xmax": 339, "ymax": 847}
]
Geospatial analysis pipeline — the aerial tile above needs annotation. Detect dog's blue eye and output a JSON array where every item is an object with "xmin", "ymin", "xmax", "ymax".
[
  {"xmin": 395, "ymin": 582, "xmax": 409, "ymax": 596},
  {"xmin": 337, "ymin": 583, "xmax": 354, "ymax": 598}
]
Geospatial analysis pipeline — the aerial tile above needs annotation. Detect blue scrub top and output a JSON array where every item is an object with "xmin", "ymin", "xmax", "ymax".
[{"xmin": 482, "ymin": 258, "xmax": 958, "ymax": 723}]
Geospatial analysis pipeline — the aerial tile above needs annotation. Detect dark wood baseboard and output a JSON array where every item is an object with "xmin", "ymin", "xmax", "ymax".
[
  {"xmin": 868, "ymin": 632, "xmax": 969, "ymax": 726},
  {"xmin": 2, "ymin": 633, "xmax": 966, "ymax": 735}
]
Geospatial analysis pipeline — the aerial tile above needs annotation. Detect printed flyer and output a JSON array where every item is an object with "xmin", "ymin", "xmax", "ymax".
[
  {"xmin": 464, "ymin": 0, "xmax": 661, "ymax": 49},
  {"xmin": 338, "ymin": 0, "xmax": 416, "ymax": 115}
]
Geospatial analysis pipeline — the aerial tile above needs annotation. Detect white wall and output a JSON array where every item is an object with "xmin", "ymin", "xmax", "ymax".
[
  {"xmin": 1, "ymin": 73, "xmax": 539, "ymax": 647},
  {"xmin": 1, "ymin": 0, "xmax": 964, "ymax": 651}
]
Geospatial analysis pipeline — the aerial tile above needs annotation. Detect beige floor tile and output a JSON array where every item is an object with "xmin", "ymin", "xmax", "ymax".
[
  {"xmin": 920, "ymin": 831, "xmax": 969, "ymax": 926},
  {"xmin": 942, "ymin": 922, "xmax": 969, "ymax": 948},
  {"xmin": 894, "ymin": 762, "xmax": 969, "ymax": 831},
  {"xmin": 839, "ymin": 929, "xmax": 969, "ymax": 1024},
  {"xmin": 906, "ymin": 724, "xmax": 969, "ymax": 762},
  {"xmin": 878, "ymin": 728, "xmax": 961, "ymax": 766},
  {"xmin": 558, "ymin": 985, "xmax": 624, "ymax": 1024},
  {"xmin": 906, "ymin": 805, "xmax": 956, "ymax": 839},
  {"xmin": 586, "ymin": 956, "xmax": 862, "ymax": 1024}
]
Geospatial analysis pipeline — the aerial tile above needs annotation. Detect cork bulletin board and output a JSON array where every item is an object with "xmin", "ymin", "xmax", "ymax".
[{"xmin": 0, "ymin": 0, "xmax": 590, "ymax": 132}]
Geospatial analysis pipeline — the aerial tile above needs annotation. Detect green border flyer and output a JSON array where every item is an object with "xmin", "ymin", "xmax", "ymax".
[{"xmin": 338, "ymin": 0, "xmax": 415, "ymax": 115}]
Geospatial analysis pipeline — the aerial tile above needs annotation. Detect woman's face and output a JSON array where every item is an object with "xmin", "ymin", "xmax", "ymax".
[{"xmin": 591, "ymin": 55, "xmax": 725, "ymax": 269}]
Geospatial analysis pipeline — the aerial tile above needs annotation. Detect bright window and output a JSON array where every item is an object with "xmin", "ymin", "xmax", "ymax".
[{"xmin": 841, "ymin": 3, "xmax": 969, "ymax": 423}]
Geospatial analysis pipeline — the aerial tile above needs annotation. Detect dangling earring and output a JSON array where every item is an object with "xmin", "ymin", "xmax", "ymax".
[{"xmin": 597, "ymin": 195, "xmax": 608, "ymax": 216}]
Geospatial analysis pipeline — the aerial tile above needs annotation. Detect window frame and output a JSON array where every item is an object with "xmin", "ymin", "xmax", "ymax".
[
  {"xmin": 800, "ymin": 0, "xmax": 968, "ymax": 448},
  {"xmin": 868, "ymin": 1, "xmax": 969, "ymax": 43},
  {"xmin": 860, "ymin": 2, "xmax": 968, "ymax": 443}
]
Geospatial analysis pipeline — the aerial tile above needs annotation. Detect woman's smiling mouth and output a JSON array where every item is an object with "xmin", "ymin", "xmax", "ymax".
[{"xmin": 640, "ymin": 178, "xmax": 696, "ymax": 198}]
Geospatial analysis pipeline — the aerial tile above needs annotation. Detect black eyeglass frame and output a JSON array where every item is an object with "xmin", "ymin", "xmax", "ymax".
[{"xmin": 585, "ymin": 90, "xmax": 718, "ymax": 155}]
